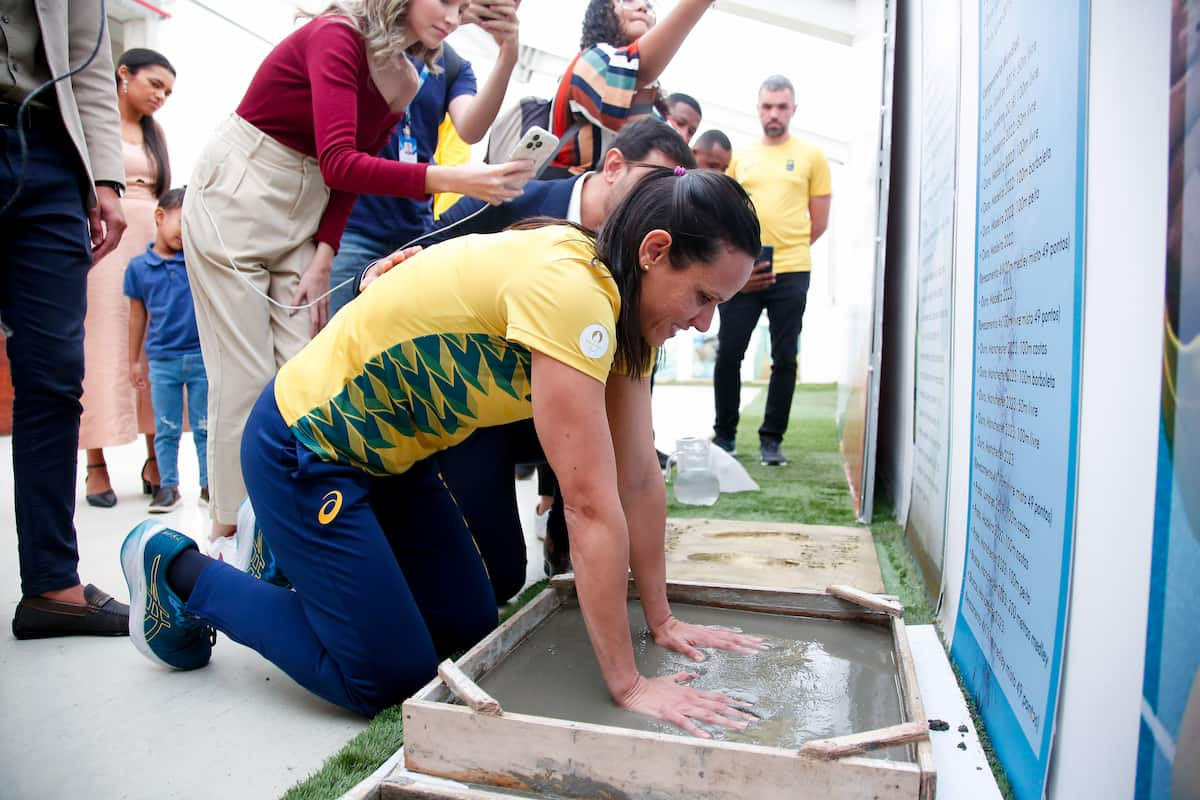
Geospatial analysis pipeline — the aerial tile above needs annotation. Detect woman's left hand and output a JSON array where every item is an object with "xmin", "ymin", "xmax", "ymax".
[
  {"xmin": 292, "ymin": 242, "xmax": 334, "ymax": 336},
  {"xmin": 651, "ymin": 615, "xmax": 769, "ymax": 662}
]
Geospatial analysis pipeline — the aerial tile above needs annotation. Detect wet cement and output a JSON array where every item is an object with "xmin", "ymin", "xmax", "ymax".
[{"xmin": 474, "ymin": 601, "xmax": 911, "ymax": 760}]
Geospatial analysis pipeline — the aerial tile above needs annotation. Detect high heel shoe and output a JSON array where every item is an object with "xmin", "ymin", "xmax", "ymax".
[
  {"xmin": 141, "ymin": 456, "xmax": 159, "ymax": 496},
  {"xmin": 85, "ymin": 462, "xmax": 117, "ymax": 508}
]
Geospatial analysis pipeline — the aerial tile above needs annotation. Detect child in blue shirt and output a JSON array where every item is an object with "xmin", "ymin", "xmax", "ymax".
[{"xmin": 125, "ymin": 187, "xmax": 208, "ymax": 513}]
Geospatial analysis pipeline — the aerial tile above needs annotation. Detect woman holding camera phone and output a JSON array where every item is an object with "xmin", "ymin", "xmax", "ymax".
[
  {"xmin": 548, "ymin": 0, "xmax": 716, "ymax": 176},
  {"xmin": 182, "ymin": 0, "xmax": 536, "ymax": 543}
]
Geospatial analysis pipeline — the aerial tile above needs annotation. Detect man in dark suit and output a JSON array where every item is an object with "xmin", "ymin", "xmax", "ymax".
[
  {"xmin": 4, "ymin": 2, "xmax": 131, "ymax": 639},
  {"xmin": 356, "ymin": 116, "xmax": 696, "ymax": 601},
  {"xmin": 421, "ymin": 116, "xmax": 693, "ymax": 246}
]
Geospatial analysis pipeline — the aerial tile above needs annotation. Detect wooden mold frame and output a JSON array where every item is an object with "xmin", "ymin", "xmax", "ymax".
[{"xmin": 391, "ymin": 577, "xmax": 936, "ymax": 800}]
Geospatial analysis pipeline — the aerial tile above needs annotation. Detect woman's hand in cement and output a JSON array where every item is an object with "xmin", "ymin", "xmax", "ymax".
[
  {"xmin": 651, "ymin": 615, "xmax": 768, "ymax": 662},
  {"xmin": 359, "ymin": 245, "xmax": 423, "ymax": 293},
  {"xmin": 617, "ymin": 673, "xmax": 755, "ymax": 739}
]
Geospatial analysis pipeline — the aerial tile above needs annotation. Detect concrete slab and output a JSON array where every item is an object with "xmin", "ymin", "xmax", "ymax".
[{"xmin": 664, "ymin": 518, "xmax": 885, "ymax": 592}]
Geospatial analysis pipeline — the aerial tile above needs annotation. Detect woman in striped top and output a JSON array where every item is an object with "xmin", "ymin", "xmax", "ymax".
[{"xmin": 549, "ymin": 0, "xmax": 715, "ymax": 175}]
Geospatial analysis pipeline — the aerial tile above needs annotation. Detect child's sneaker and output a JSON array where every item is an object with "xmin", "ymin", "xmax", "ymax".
[
  {"xmin": 148, "ymin": 486, "xmax": 182, "ymax": 513},
  {"xmin": 120, "ymin": 520, "xmax": 214, "ymax": 671},
  {"xmin": 232, "ymin": 498, "xmax": 291, "ymax": 588}
]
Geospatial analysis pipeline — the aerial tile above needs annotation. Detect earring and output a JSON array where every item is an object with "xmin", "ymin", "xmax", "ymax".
[
  {"xmin": 122, "ymin": 79, "xmax": 129, "ymax": 93},
  {"xmin": 640, "ymin": 263, "xmax": 650, "ymax": 272}
]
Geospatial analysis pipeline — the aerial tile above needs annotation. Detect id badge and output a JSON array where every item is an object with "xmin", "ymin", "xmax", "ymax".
[{"xmin": 397, "ymin": 133, "xmax": 419, "ymax": 164}]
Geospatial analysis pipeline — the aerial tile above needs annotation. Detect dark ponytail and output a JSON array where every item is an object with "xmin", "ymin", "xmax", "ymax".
[
  {"xmin": 596, "ymin": 168, "xmax": 761, "ymax": 376},
  {"xmin": 116, "ymin": 48, "xmax": 176, "ymax": 197}
]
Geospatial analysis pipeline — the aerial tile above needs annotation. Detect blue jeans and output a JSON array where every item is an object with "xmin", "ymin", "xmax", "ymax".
[
  {"xmin": 1, "ymin": 124, "xmax": 92, "ymax": 596},
  {"xmin": 328, "ymin": 228, "xmax": 410, "ymax": 318},
  {"xmin": 148, "ymin": 353, "xmax": 209, "ymax": 489}
]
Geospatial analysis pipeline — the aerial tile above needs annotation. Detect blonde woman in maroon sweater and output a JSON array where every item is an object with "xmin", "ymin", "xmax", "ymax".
[{"xmin": 183, "ymin": 0, "xmax": 534, "ymax": 542}]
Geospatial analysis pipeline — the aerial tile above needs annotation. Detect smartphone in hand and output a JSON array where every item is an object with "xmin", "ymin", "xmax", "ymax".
[
  {"xmin": 508, "ymin": 125, "xmax": 560, "ymax": 179},
  {"xmin": 757, "ymin": 245, "xmax": 774, "ymax": 271}
]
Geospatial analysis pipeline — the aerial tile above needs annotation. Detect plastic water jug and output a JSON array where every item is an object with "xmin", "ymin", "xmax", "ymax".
[{"xmin": 667, "ymin": 437, "xmax": 720, "ymax": 506}]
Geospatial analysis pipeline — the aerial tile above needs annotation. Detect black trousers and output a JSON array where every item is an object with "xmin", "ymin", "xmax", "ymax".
[
  {"xmin": 712, "ymin": 271, "xmax": 811, "ymax": 445},
  {"xmin": 436, "ymin": 419, "xmax": 566, "ymax": 603},
  {"xmin": 0, "ymin": 125, "xmax": 92, "ymax": 596}
]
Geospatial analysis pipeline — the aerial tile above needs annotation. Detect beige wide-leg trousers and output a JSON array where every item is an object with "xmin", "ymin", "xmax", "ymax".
[{"xmin": 182, "ymin": 115, "xmax": 330, "ymax": 525}]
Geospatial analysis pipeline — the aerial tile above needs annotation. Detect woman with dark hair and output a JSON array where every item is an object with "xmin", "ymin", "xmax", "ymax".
[
  {"xmin": 121, "ymin": 168, "xmax": 768, "ymax": 733},
  {"xmin": 79, "ymin": 48, "xmax": 176, "ymax": 508},
  {"xmin": 548, "ymin": 0, "xmax": 713, "ymax": 176}
]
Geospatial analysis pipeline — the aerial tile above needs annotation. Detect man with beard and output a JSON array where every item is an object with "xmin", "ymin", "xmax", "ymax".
[{"xmin": 712, "ymin": 75, "xmax": 831, "ymax": 467}]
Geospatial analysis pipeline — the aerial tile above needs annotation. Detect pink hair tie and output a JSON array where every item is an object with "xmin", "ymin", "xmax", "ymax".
[{"xmin": 673, "ymin": 165, "xmax": 687, "ymax": 176}]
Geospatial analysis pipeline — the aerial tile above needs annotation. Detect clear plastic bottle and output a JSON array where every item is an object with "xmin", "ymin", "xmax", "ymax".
[{"xmin": 668, "ymin": 437, "xmax": 720, "ymax": 506}]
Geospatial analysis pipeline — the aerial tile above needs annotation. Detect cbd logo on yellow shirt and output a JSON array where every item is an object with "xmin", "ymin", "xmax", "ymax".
[{"xmin": 318, "ymin": 491, "xmax": 343, "ymax": 525}]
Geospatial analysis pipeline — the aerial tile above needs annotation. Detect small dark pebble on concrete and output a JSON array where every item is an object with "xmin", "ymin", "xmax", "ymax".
[
  {"xmin": 957, "ymin": 742, "xmax": 968, "ymax": 751},
  {"xmin": 958, "ymin": 724, "xmax": 969, "ymax": 733},
  {"xmin": 929, "ymin": 719, "xmax": 950, "ymax": 732}
]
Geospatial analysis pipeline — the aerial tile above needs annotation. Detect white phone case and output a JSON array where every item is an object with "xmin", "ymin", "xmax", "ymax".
[{"xmin": 509, "ymin": 125, "xmax": 560, "ymax": 178}]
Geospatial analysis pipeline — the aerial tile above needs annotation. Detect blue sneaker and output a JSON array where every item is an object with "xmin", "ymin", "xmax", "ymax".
[
  {"xmin": 120, "ymin": 520, "xmax": 214, "ymax": 671},
  {"xmin": 233, "ymin": 498, "xmax": 291, "ymax": 588}
]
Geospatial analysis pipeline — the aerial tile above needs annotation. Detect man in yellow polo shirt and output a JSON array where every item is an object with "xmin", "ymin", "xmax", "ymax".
[{"xmin": 712, "ymin": 74, "xmax": 831, "ymax": 466}]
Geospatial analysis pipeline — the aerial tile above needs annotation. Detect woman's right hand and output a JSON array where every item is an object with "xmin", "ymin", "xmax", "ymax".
[
  {"xmin": 616, "ymin": 673, "xmax": 755, "ymax": 739},
  {"xmin": 359, "ymin": 245, "xmax": 422, "ymax": 294},
  {"xmin": 428, "ymin": 160, "xmax": 536, "ymax": 205}
]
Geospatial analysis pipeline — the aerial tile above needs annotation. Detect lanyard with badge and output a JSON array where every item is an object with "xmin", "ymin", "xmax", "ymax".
[{"xmin": 396, "ymin": 62, "xmax": 429, "ymax": 164}]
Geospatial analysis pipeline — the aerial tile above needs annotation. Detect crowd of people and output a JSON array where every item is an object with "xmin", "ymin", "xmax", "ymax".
[{"xmin": 2, "ymin": 0, "xmax": 831, "ymax": 737}]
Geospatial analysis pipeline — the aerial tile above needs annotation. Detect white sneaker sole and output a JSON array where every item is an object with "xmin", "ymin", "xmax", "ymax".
[{"xmin": 120, "ymin": 521, "xmax": 172, "ymax": 669}]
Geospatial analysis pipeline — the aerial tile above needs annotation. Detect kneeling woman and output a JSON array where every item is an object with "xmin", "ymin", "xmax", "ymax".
[{"xmin": 121, "ymin": 168, "xmax": 765, "ymax": 734}]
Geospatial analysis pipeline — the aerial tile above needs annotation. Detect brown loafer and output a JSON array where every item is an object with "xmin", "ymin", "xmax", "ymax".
[{"xmin": 11, "ymin": 584, "xmax": 130, "ymax": 640}]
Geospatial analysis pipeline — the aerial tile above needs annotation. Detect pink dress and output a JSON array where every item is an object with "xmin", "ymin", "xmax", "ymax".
[{"xmin": 78, "ymin": 139, "xmax": 157, "ymax": 449}]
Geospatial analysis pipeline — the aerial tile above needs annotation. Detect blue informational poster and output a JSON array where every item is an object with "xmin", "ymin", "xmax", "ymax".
[
  {"xmin": 1136, "ymin": 2, "xmax": 1200, "ymax": 797},
  {"xmin": 951, "ymin": 2, "xmax": 1088, "ymax": 798}
]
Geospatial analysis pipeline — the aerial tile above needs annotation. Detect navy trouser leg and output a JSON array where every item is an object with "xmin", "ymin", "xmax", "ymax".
[
  {"xmin": 712, "ymin": 290, "xmax": 764, "ymax": 443},
  {"xmin": 187, "ymin": 383, "xmax": 496, "ymax": 716},
  {"xmin": 759, "ymin": 271, "xmax": 810, "ymax": 442},
  {"xmin": 435, "ymin": 420, "xmax": 544, "ymax": 603},
  {"xmin": 0, "ymin": 127, "xmax": 91, "ymax": 596}
]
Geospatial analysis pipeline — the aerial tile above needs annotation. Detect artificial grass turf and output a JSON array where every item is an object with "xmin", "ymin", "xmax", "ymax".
[{"xmin": 284, "ymin": 383, "xmax": 943, "ymax": 799}]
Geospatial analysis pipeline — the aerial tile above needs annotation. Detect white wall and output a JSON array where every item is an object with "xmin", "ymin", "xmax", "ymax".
[
  {"xmin": 145, "ymin": 1, "xmax": 307, "ymax": 189},
  {"xmin": 1045, "ymin": 1, "xmax": 1167, "ymax": 796},
  {"xmin": 878, "ymin": 0, "xmax": 920, "ymax": 522}
]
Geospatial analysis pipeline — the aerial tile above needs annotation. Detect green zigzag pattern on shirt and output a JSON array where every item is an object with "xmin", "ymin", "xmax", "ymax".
[{"xmin": 292, "ymin": 333, "xmax": 532, "ymax": 473}]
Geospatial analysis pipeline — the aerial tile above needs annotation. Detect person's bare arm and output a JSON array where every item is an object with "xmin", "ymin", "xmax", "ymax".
[
  {"xmin": 605, "ymin": 372, "xmax": 767, "ymax": 660},
  {"xmin": 451, "ymin": 1, "xmax": 520, "ymax": 143},
  {"xmin": 424, "ymin": 161, "xmax": 535, "ymax": 204},
  {"xmin": 533, "ymin": 352, "xmax": 753, "ymax": 737},
  {"xmin": 128, "ymin": 299, "xmax": 149, "ymax": 390},
  {"xmin": 810, "ymin": 194, "xmax": 832, "ymax": 243},
  {"xmin": 632, "ymin": 0, "xmax": 713, "ymax": 88}
]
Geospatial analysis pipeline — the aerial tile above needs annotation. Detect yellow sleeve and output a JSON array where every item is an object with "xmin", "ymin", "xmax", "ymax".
[
  {"xmin": 809, "ymin": 147, "xmax": 832, "ymax": 196},
  {"xmin": 503, "ymin": 245, "xmax": 619, "ymax": 385}
]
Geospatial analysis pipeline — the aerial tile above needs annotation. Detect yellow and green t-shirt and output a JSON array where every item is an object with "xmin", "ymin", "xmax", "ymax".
[
  {"xmin": 730, "ymin": 137, "xmax": 832, "ymax": 273},
  {"xmin": 274, "ymin": 226, "xmax": 622, "ymax": 476}
]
